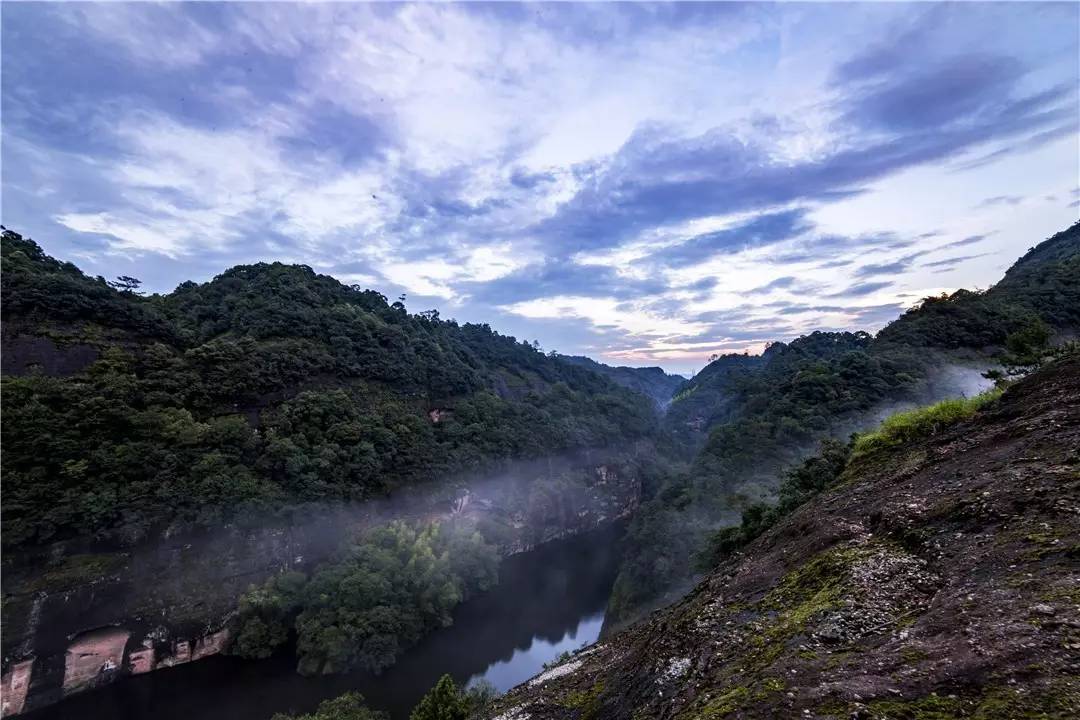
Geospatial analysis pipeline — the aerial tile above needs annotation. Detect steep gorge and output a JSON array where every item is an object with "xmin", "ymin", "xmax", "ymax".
[
  {"xmin": 2, "ymin": 223, "xmax": 1078, "ymax": 718},
  {"xmin": 482, "ymin": 352, "xmax": 1080, "ymax": 719},
  {"xmin": 0, "ymin": 229, "xmax": 660, "ymax": 715}
]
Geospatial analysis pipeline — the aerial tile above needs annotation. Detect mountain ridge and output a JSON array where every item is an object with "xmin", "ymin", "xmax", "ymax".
[
  {"xmin": 481, "ymin": 351, "xmax": 1080, "ymax": 719},
  {"xmin": 607, "ymin": 222, "xmax": 1080, "ymax": 623},
  {"xmin": 0, "ymin": 228, "xmax": 661, "ymax": 549},
  {"xmin": 1, "ymin": 222, "xmax": 1077, "ymax": 717},
  {"xmin": 558, "ymin": 354, "xmax": 686, "ymax": 409}
]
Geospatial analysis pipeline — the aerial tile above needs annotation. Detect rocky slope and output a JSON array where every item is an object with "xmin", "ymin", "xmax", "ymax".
[
  {"xmin": 606, "ymin": 223, "xmax": 1079, "ymax": 629},
  {"xmin": 482, "ymin": 354, "xmax": 1080, "ymax": 719}
]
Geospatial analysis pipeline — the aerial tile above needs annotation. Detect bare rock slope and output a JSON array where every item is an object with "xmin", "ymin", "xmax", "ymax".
[{"xmin": 485, "ymin": 355, "xmax": 1080, "ymax": 719}]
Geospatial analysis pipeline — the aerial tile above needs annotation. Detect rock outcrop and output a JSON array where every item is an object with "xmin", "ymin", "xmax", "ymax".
[
  {"xmin": 0, "ymin": 661, "xmax": 33, "ymax": 717},
  {"xmin": 62, "ymin": 628, "xmax": 129, "ymax": 696},
  {"xmin": 482, "ymin": 355, "xmax": 1080, "ymax": 719}
]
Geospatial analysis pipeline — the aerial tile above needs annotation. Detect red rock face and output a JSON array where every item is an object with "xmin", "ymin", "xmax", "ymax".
[
  {"xmin": 127, "ymin": 646, "xmax": 155, "ymax": 675},
  {"xmin": 176, "ymin": 640, "xmax": 191, "ymax": 664},
  {"xmin": 1, "ymin": 659, "xmax": 34, "ymax": 717},
  {"xmin": 63, "ymin": 627, "xmax": 130, "ymax": 696},
  {"xmin": 192, "ymin": 629, "xmax": 230, "ymax": 661}
]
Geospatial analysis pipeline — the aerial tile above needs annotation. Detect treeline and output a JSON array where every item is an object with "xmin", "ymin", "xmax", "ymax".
[
  {"xmin": 558, "ymin": 354, "xmax": 685, "ymax": 408},
  {"xmin": 879, "ymin": 222, "xmax": 1080, "ymax": 349},
  {"xmin": 609, "ymin": 222, "xmax": 1080, "ymax": 619},
  {"xmin": 232, "ymin": 520, "xmax": 499, "ymax": 675},
  {"xmin": 610, "ymin": 331, "xmax": 928, "ymax": 616},
  {"xmin": 662, "ymin": 352, "xmax": 764, "ymax": 449},
  {"xmin": 696, "ymin": 437, "xmax": 853, "ymax": 568},
  {"xmin": 0, "ymin": 230, "xmax": 657, "ymax": 547},
  {"xmin": 273, "ymin": 675, "xmax": 495, "ymax": 720},
  {"xmin": 697, "ymin": 341, "xmax": 1078, "ymax": 572}
]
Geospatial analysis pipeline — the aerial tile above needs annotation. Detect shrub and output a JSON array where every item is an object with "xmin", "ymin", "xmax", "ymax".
[
  {"xmin": 410, "ymin": 675, "xmax": 496, "ymax": 720},
  {"xmin": 270, "ymin": 692, "xmax": 385, "ymax": 720},
  {"xmin": 852, "ymin": 388, "xmax": 1003, "ymax": 459},
  {"xmin": 697, "ymin": 438, "xmax": 852, "ymax": 569}
]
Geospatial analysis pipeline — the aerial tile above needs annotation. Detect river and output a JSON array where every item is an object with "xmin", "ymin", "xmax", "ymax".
[{"xmin": 24, "ymin": 522, "xmax": 623, "ymax": 720}]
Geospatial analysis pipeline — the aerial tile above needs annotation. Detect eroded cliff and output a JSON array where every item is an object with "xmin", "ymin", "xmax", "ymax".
[{"xmin": 0, "ymin": 449, "xmax": 644, "ymax": 716}]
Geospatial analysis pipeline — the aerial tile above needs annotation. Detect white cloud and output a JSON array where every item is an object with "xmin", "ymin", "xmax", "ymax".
[
  {"xmin": 8, "ymin": 2, "xmax": 1077, "ymax": 373},
  {"xmin": 280, "ymin": 171, "xmax": 400, "ymax": 247},
  {"xmin": 375, "ymin": 243, "xmax": 533, "ymax": 300},
  {"xmin": 54, "ymin": 212, "xmax": 187, "ymax": 257},
  {"xmin": 502, "ymin": 295, "xmax": 708, "ymax": 341},
  {"xmin": 62, "ymin": 3, "xmax": 221, "ymax": 69},
  {"xmin": 379, "ymin": 260, "xmax": 457, "ymax": 300},
  {"xmin": 50, "ymin": 111, "xmax": 406, "ymax": 259},
  {"xmin": 461, "ymin": 244, "xmax": 534, "ymax": 284}
]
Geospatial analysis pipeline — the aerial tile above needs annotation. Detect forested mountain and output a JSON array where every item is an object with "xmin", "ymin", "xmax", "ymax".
[
  {"xmin": 0, "ymin": 230, "xmax": 657, "ymax": 548},
  {"xmin": 608, "ymin": 222, "xmax": 1080, "ymax": 620},
  {"xmin": 878, "ymin": 223, "xmax": 1080, "ymax": 349},
  {"xmin": 664, "ymin": 221, "xmax": 1080, "ymax": 446},
  {"xmin": 663, "ymin": 351, "xmax": 766, "ymax": 447},
  {"xmin": 8, "ymin": 222, "xmax": 1072, "ymax": 559},
  {"xmin": 2, "ymin": 222, "xmax": 1077, "ymax": 716},
  {"xmin": 482, "ymin": 351, "xmax": 1080, "ymax": 719},
  {"xmin": 558, "ymin": 355, "xmax": 685, "ymax": 408}
]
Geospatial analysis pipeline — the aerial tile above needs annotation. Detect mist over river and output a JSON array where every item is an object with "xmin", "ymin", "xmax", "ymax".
[{"xmin": 23, "ymin": 522, "xmax": 623, "ymax": 720}]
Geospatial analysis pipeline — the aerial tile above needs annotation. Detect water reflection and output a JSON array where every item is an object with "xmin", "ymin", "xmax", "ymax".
[
  {"xmin": 469, "ymin": 612, "xmax": 603, "ymax": 692},
  {"xmin": 26, "ymin": 522, "xmax": 622, "ymax": 720}
]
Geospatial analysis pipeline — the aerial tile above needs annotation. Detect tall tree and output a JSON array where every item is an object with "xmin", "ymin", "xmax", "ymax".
[
  {"xmin": 409, "ymin": 675, "xmax": 468, "ymax": 720},
  {"xmin": 108, "ymin": 275, "xmax": 142, "ymax": 293}
]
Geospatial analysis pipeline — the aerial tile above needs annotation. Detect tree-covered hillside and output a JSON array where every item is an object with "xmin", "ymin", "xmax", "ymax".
[
  {"xmin": 0, "ymin": 230, "xmax": 657, "ymax": 548},
  {"xmin": 662, "ymin": 352, "xmax": 766, "ymax": 448},
  {"xmin": 3, "ymin": 221, "xmax": 1077, "ymax": 627},
  {"xmin": 558, "ymin": 355, "xmax": 685, "ymax": 408},
  {"xmin": 878, "ymin": 224, "xmax": 1080, "ymax": 349},
  {"xmin": 609, "ymin": 222, "xmax": 1080, "ymax": 620},
  {"xmin": 482, "ymin": 351, "xmax": 1080, "ymax": 720},
  {"xmin": 664, "ymin": 222, "xmax": 1080, "ymax": 444}
]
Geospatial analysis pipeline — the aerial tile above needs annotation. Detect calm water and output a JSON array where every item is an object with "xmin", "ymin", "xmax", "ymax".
[{"xmin": 27, "ymin": 522, "xmax": 623, "ymax": 720}]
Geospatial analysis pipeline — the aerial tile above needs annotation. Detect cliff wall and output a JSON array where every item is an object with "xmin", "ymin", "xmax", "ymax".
[{"xmin": 1, "ymin": 448, "xmax": 644, "ymax": 716}]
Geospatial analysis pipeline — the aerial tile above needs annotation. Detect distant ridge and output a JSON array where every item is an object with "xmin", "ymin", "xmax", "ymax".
[{"xmin": 559, "ymin": 354, "xmax": 686, "ymax": 408}]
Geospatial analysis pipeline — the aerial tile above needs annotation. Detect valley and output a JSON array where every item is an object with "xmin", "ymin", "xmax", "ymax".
[
  {"xmin": 3, "ymin": 4, "xmax": 1079, "ymax": 718},
  {"xmin": 2, "ymin": 222, "xmax": 1078, "ymax": 719}
]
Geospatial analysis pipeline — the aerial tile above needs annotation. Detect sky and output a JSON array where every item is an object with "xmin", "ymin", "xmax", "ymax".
[{"xmin": 2, "ymin": 2, "xmax": 1078, "ymax": 375}]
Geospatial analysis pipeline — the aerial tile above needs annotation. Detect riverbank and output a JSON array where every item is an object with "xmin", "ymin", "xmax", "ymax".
[
  {"xmin": 1, "ymin": 448, "xmax": 645, "ymax": 717},
  {"xmin": 21, "ymin": 522, "xmax": 625, "ymax": 720}
]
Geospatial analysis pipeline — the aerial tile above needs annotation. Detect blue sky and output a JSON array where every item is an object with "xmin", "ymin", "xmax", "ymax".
[{"xmin": 3, "ymin": 2, "xmax": 1078, "ymax": 375}]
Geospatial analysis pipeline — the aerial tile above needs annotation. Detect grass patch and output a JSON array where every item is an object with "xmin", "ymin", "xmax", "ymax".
[
  {"xmin": 900, "ymin": 646, "xmax": 930, "ymax": 664},
  {"xmin": 754, "ymin": 677, "xmax": 786, "ymax": 700},
  {"xmin": 563, "ymin": 682, "xmax": 604, "ymax": 720},
  {"xmin": 861, "ymin": 693, "xmax": 963, "ymax": 719},
  {"xmin": 858, "ymin": 683, "xmax": 1077, "ymax": 719},
  {"xmin": 731, "ymin": 545, "xmax": 869, "ymax": 676},
  {"xmin": 852, "ymin": 388, "xmax": 1002, "ymax": 459},
  {"xmin": 766, "ymin": 545, "xmax": 863, "ymax": 615},
  {"xmin": 691, "ymin": 686, "xmax": 751, "ymax": 718}
]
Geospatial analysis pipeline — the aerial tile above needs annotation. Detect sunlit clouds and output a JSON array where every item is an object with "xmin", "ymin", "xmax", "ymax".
[{"xmin": 3, "ymin": 2, "xmax": 1077, "ymax": 373}]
